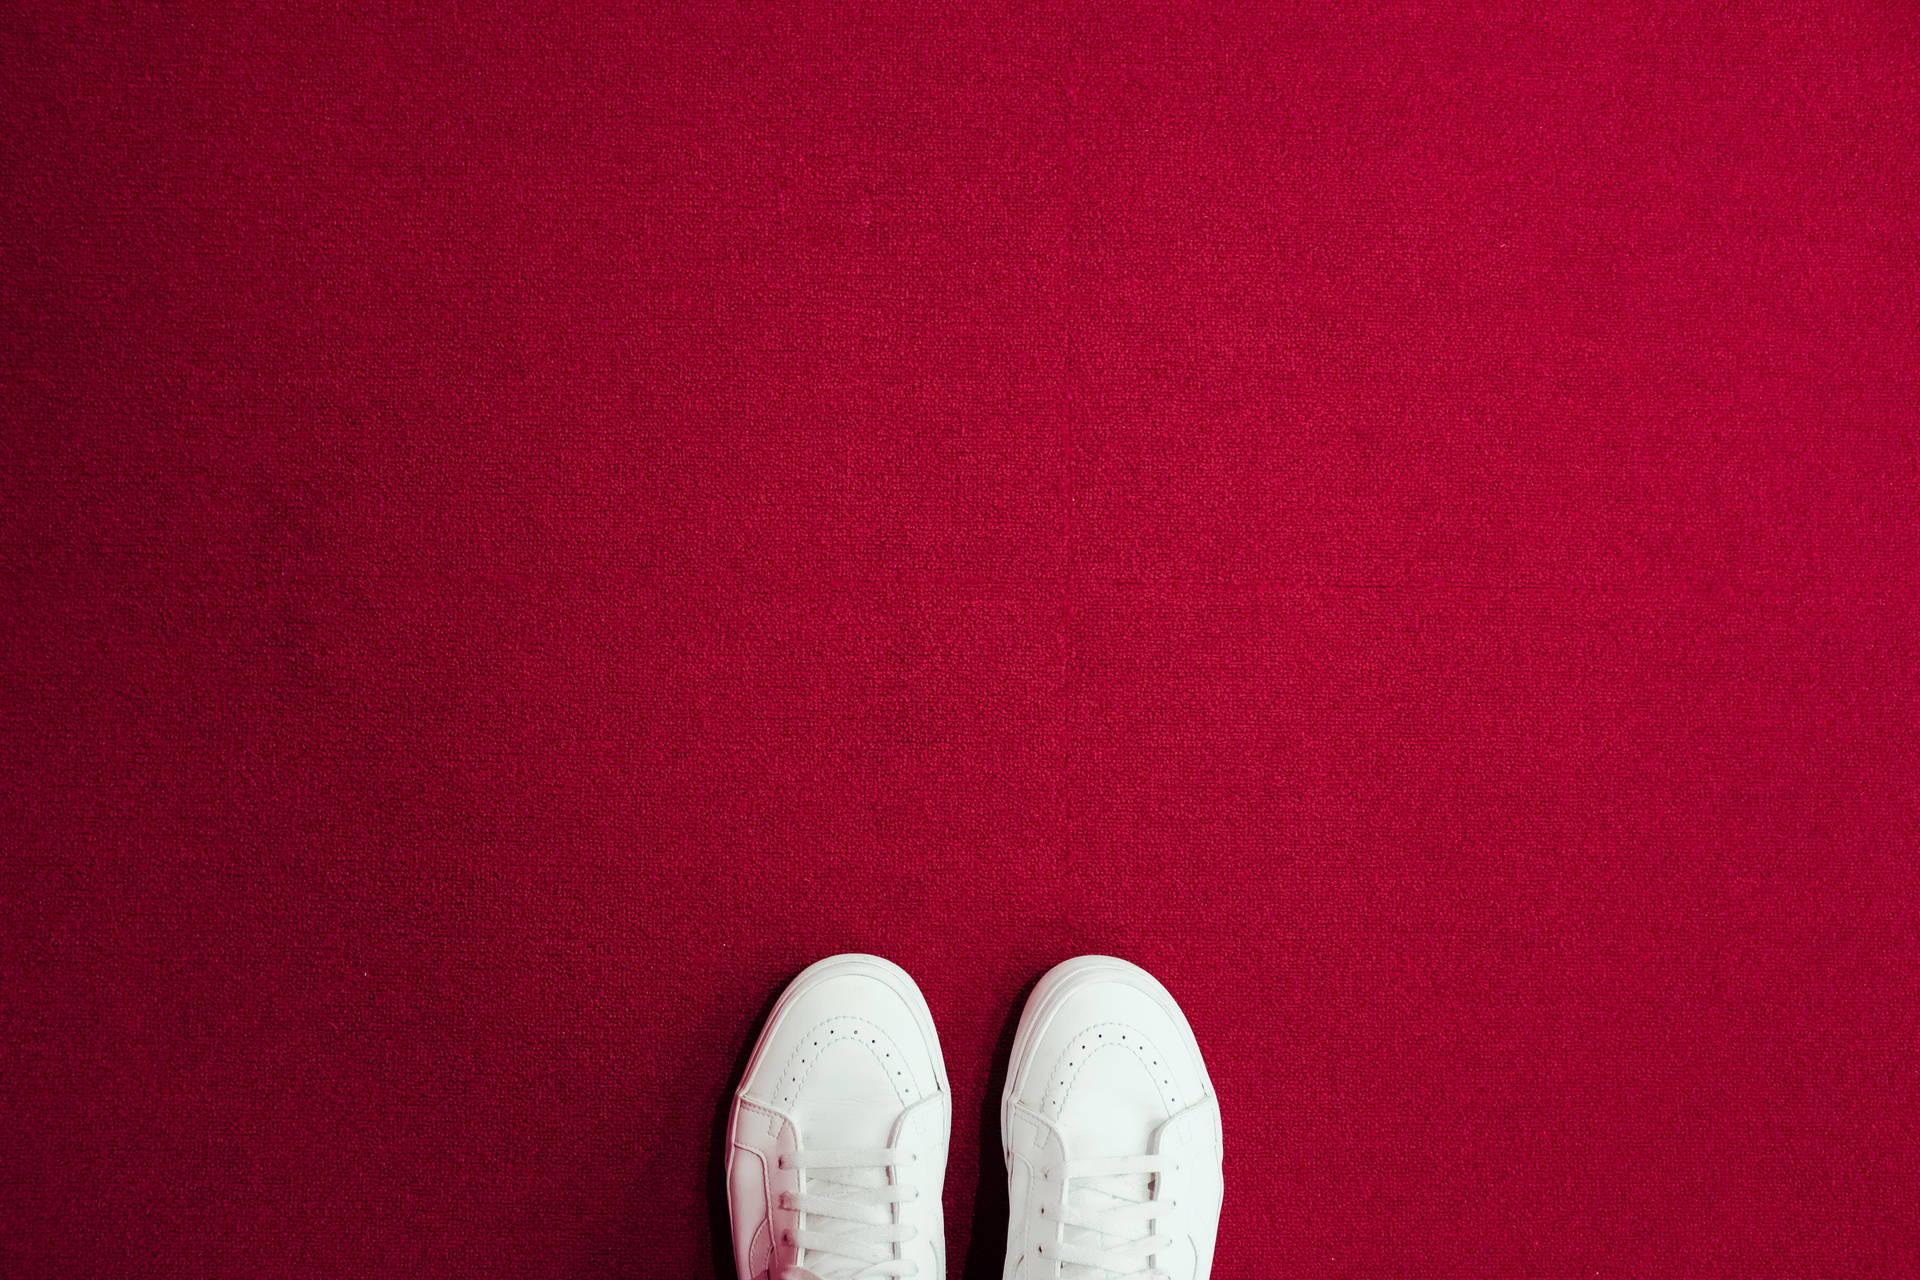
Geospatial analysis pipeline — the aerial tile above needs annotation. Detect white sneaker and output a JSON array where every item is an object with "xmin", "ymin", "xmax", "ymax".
[
  {"xmin": 727, "ymin": 954, "xmax": 951, "ymax": 1280},
  {"xmin": 1000, "ymin": 957, "xmax": 1224, "ymax": 1280}
]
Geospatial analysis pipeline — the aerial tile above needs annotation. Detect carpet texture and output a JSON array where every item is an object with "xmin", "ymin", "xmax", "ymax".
[{"xmin": 4, "ymin": 3, "xmax": 1918, "ymax": 1277}]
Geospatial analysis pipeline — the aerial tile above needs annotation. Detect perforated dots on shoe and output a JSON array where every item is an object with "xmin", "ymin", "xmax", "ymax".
[
  {"xmin": 1043, "ymin": 1021, "xmax": 1182, "ymax": 1111},
  {"xmin": 774, "ymin": 1016, "xmax": 920, "ymax": 1108}
]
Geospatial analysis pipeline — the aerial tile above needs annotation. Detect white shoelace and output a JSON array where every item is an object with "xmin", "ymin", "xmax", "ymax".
[
  {"xmin": 776, "ymin": 1147, "xmax": 920, "ymax": 1280},
  {"xmin": 1043, "ymin": 1153, "xmax": 1177, "ymax": 1279}
]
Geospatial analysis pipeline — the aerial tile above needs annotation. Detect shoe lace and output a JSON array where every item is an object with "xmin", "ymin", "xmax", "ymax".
[
  {"xmin": 775, "ymin": 1147, "xmax": 921, "ymax": 1280},
  {"xmin": 1043, "ymin": 1153, "xmax": 1176, "ymax": 1279}
]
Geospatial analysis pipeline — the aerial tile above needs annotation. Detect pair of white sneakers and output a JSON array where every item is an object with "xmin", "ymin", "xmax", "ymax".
[{"xmin": 726, "ymin": 954, "xmax": 1224, "ymax": 1280}]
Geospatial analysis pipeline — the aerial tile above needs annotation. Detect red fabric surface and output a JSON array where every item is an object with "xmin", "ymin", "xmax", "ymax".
[{"xmin": 4, "ymin": 3, "xmax": 1918, "ymax": 1276}]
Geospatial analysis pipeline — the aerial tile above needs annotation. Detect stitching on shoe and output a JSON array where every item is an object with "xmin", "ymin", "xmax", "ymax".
[
  {"xmin": 773, "ymin": 1015, "xmax": 918, "ymax": 1108},
  {"xmin": 738, "ymin": 1097, "xmax": 786, "ymax": 1142},
  {"xmin": 1043, "ymin": 1020, "xmax": 1181, "ymax": 1114}
]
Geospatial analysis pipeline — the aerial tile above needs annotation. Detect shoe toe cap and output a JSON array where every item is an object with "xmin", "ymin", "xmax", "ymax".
[
  {"xmin": 1012, "ymin": 959, "xmax": 1213, "ymax": 1123},
  {"xmin": 740, "ymin": 955, "xmax": 947, "ymax": 1113}
]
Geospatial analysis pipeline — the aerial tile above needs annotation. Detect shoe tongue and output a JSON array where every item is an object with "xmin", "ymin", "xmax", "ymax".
[
  {"xmin": 1057, "ymin": 1042, "xmax": 1165, "ymax": 1158},
  {"xmin": 792, "ymin": 1044, "xmax": 901, "ymax": 1280},
  {"xmin": 797, "ymin": 1189, "xmax": 880, "ymax": 1280},
  {"xmin": 792, "ymin": 1039, "xmax": 898, "ymax": 1147},
  {"xmin": 1062, "ymin": 1171, "xmax": 1152, "ymax": 1279},
  {"xmin": 1056, "ymin": 1046, "xmax": 1165, "ymax": 1277},
  {"xmin": 792, "ymin": 1146, "xmax": 890, "ymax": 1280}
]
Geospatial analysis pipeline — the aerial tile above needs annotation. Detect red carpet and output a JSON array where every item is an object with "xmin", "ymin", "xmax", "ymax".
[{"xmin": 4, "ymin": 4, "xmax": 1917, "ymax": 1276}]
